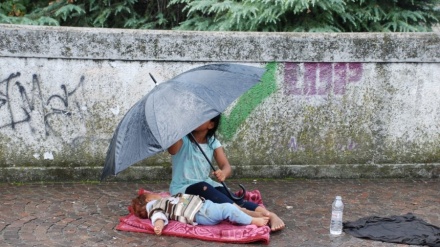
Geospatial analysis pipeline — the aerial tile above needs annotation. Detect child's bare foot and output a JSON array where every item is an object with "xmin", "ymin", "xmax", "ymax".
[
  {"xmin": 269, "ymin": 213, "xmax": 285, "ymax": 231},
  {"xmin": 251, "ymin": 216, "xmax": 270, "ymax": 227},
  {"xmin": 240, "ymin": 207, "xmax": 270, "ymax": 218}
]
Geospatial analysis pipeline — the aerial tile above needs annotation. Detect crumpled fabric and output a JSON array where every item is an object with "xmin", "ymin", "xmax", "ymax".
[{"xmin": 343, "ymin": 213, "xmax": 440, "ymax": 247}]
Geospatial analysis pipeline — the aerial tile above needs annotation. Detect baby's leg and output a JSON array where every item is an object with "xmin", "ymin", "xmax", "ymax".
[
  {"xmin": 196, "ymin": 200, "xmax": 252, "ymax": 225},
  {"xmin": 196, "ymin": 201, "xmax": 269, "ymax": 226},
  {"xmin": 251, "ymin": 217, "xmax": 269, "ymax": 227},
  {"xmin": 220, "ymin": 203, "xmax": 269, "ymax": 226}
]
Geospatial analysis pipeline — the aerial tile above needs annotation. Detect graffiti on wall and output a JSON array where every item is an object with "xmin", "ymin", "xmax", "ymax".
[
  {"xmin": 220, "ymin": 62, "xmax": 364, "ymax": 142},
  {"xmin": 285, "ymin": 62, "xmax": 364, "ymax": 152},
  {"xmin": 0, "ymin": 72, "xmax": 85, "ymax": 136},
  {"xmin": 1, "ymin": 63, "xmax": 365, "ymax": 152},
  {"xmin": 219, "ymin": 62, "xmax": 278, "ymax": 140},
  {"xmin": 284, "ymin": 62, "xmax": 363, "ymax": 96}
]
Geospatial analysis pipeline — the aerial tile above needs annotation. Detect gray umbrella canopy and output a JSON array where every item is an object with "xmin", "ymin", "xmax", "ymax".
[{"xmin": 101, "ymin": 63, "xmax": 265, "ymax": 180}]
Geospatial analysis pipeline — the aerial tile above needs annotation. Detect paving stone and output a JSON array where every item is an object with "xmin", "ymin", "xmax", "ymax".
[{"xmin": 0, "ymin": 179, "xmax": 439, "ymax": 246}]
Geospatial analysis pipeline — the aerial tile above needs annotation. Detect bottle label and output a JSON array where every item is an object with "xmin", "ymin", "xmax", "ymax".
[{"xmin": 332, "ymin": 211, "xmax": 342, "ymax": 219}]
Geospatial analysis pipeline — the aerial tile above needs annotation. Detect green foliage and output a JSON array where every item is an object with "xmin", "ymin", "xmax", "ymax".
[
  {"xmin": 0, "ymin": 0, "xmax": 185, "ymax": 29},
  {"xmin": 0, "ymin": 0, "xmax": 439, "ymax": 32},
  {"xmin": 341, "ymin": 0, "xmax": 440, "ymax": 32},
  {"xmin": 55, "ymin": 4, "xmax": 84, "ymax": 22},
  {"xmin": 0, "ymin": 0, "xmax": 55, "ymax": 25},
  {"xmin": 169, "ymin": 0, "xmax": 440, "ymax": 32}
]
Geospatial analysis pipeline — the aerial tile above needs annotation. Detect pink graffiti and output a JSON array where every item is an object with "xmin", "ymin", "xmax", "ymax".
[{"xmin": 284, "ymin": 63, "xmax": 363, "ymax": 95}]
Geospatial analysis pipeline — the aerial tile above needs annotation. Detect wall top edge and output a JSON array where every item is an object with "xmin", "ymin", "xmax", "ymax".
[{"xmin": 1, "ymin": 24, "xmax": 440, "ymax": 62}]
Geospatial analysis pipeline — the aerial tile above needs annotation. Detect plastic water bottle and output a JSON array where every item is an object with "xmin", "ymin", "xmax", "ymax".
[{"xmin": 330, "ymin": 196, "xmax": 344, "ymax": 235}]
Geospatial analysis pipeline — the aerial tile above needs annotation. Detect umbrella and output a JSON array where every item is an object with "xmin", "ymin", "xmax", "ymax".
[{"xmin": 101, "ymin": 63, "xmax": 265, "ymax": 198}]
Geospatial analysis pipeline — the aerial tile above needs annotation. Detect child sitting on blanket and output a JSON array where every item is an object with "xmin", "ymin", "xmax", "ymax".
[{"xmin": 131, "ymin": 192, "xmax": 269, "ymax": 235}]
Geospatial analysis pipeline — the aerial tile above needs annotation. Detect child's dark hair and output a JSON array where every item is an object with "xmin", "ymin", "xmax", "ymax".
[
  {"xmin": 206, "ymin": 114, "xmax": 221, "ymax": 143},
  {"xmin": 131, "ymin": 194, "xmax": 149, "ymax": 219},
  {"xmin": 187, "ymin": 114, "xmax": 221, "ymax": 148}
]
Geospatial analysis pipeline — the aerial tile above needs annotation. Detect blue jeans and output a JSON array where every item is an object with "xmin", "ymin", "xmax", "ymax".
[{"xmin": 195, "ymin": 200, "xmax": 252, "ymax": 225}]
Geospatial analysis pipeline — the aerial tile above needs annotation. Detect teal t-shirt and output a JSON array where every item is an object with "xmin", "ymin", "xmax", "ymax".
[{"xmin": 169, "ymin": 135, "xmax": 222, "ymax": 195}]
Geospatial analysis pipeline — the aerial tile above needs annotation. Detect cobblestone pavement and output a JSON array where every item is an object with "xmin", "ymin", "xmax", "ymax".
[{"xmin": 1, "ymin": 179, "xmax": 439, "ymax": 247}]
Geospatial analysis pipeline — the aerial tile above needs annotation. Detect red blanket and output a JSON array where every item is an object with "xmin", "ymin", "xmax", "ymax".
[{"xmin": 116, "ymin": 188, "xmax": 270, "ymax": 244}]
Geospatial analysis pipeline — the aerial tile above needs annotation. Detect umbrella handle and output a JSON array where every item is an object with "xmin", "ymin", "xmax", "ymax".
[
  {"xmin": 189, "ymin": 134, "xmax": 246, "ymax": 201},
  {"xmin": 220, "ymin": 181, "xmax": 246, "ymax": 201}
]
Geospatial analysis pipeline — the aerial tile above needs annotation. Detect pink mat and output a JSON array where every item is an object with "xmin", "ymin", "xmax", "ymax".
[{"xmin": 116, "ymin": 188, "xmax": 271, "ymax": 244}]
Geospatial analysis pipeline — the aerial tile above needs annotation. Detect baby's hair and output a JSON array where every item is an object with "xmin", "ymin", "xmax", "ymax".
[{"xmin": 131, "ymin": 194, "xmax": 149, "ymax": 219}]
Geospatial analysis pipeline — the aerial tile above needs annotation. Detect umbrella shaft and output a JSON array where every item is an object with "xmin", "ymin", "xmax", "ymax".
[
  {"xmin": 188, "ymin": 133, "xmax": 246, "ymax": 202},
  {"xmin": 189, "ymin": 133, "xmax": 217, "ymax": 172}
]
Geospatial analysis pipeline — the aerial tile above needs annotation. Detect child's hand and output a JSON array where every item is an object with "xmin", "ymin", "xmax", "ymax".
[
  {"xmin": 154, "ymin": 219, "xmax": 165, "ymax": 235},
  {"xmin": 213, "ymin": 169, "xmax": 226, "ymax": 182}
]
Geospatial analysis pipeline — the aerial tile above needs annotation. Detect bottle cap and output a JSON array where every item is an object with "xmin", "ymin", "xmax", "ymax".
[{"xmin": 336, "ymin": 196, "xmax": 342, "ymax": 200}]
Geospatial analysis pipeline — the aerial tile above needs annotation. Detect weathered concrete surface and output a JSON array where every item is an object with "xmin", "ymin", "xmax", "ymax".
[
  {"xmin": 0, "ymin": 24, "xmax": 439, "ymax": 182},
  {"xmin": 1, "ymin": 25, "xmax": 440, "ymax": 62}
]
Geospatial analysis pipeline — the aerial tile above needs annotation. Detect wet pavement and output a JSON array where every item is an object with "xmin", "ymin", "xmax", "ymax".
[{"xmin": 0, "ymin": 178, "xmax": 439, "ymax": 247}]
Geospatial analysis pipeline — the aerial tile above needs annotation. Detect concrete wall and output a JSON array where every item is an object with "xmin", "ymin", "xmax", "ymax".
[{"xmin": 1, "ymin": 24, "xmax": 439, "ymax": 182}]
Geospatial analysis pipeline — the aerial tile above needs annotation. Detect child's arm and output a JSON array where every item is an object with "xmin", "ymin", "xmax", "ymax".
[
  {"xmin": 167, "ymin": 139, "xmax": 183, "ymax": 155},
  {"xmin": 153, "ymin": 219, "xmax": 165, "ymax": 235},
  {"xmin": 150, "ymin": 211, "xmax": 169, "ymax": 235},
  {"xmin": 213, "ymin": 147, "xmax": 232, "ymax": 182}
]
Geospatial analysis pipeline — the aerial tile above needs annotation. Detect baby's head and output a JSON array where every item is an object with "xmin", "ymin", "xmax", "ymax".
[
  {"xmin": 132, "ymin": 194, "xmax": 149, "ymax": 219},
  {"xmin": 131, "ymin": 192, "xmax": 163, "ymax": 219}
]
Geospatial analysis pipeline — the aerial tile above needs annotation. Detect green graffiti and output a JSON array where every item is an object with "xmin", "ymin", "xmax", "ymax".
[{"xmin": 220, "ymin": 62, "xmax": 277, "ymax": 140}]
